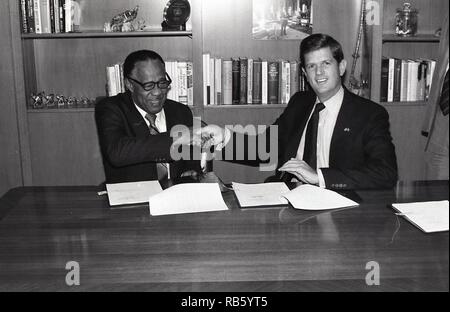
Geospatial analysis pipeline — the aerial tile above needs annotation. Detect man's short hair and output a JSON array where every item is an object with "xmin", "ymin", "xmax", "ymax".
[
  {"xmin": 123, "ymin": 50, "xmax": 165, "ymax": 77},
  {"xmin": 300, "ymin": 33, "xmax": 344, "ymax": 68}
]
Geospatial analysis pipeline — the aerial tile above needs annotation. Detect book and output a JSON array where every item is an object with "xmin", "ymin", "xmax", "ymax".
[
  {"xmin": 27, "ymin": 0, "xmax": 35, "ymax": 33},
  {"xmin": 247, "ymin": 58, "xmax": 253, "ymax": 105},
  {"xmin": 177, "ymin": 61, "xmax": 188, "ymax": 105},
  {"xmin": 64, "ymin": 0, "xmax": 72, "ymax": 32},
  {"xmin": 387, "ymin": 58, "xmax": 395, "ymax": 102},
  {"xmin": 380, "ymin": 57, "xmax": 389, "ymax": 102},
  {"xmin": 33, "ymin": 0, "xmax": 42, "ymax": 34},
  {"xmin": 49, "ymin": 0, "xmax": 55, "ymax": 33},
  {"xmin": 231, "ymin": 58, "xmax": 240, "ymax": 104},
  {"xmin": 261, "ymin": 61, "xmax": 268, "ymax": 104},
  {"xmin": 267, "ymin": 61, "xmax": 279, "ymax": 104},
  {"xmin": 20, "ymin": 0, "xmax": 29, "ymax": 33},
  {"xmin": 239, "ymin": 58, "xmax": 248, "ymax": 104},
  {"xmin": 222, "ymin": 60, "xmax": 233, "ymax": 105},
  {"xmin": 53, "ymin": 0, "xmax": 60, "ymax": 33},
  {"xmin": 252, "ymin": 59, "xmax": 262, "ymax": 104},
  {"xmin": 290, "ymin": 60, "xmax": 299, "ymax": 97},
  {"xmin": 187, "ymin": 62, "xmax": 194, "ymax": 106},
  {"xmin": 400, "ymin": 60, "xmax": 409, "ymax": 102},
  {"xmin": 408, "ymin": 60, "xmax": 420, "ymax": 101},
  {"xmin": 284, "ymin": 61, "xmax": 290, "ymax": 104},
  {"xmin": 416, "ymin": 61, "xmax": 427, "ymax": 101},
  {"xmin": 202, "ymin": 53, "xmax": 210, "ymax": 105},
  {"xmin": 39, "ymin": 0, "xmax": 51, "ymax": 33},
  {"xmin": 393, "ymin": 58, "xmax": 402, "ymax": 102},
  {"xmin": 58, "ymin": 0, "xmax": 65, "ymax": 32},
  {"xmin": 214, "ymin": 58, "xmax": 222, "ymax": 104},
  {"xmin": 209, "ymin": 57, "xmax": 215, "ymax": 105}
]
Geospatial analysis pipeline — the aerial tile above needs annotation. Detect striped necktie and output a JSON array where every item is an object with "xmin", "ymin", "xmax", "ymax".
[
  {"xmin": 439, "ymin": 69, "xmax": 449, "ymax": 116},
  {"xmin": 145, "ymin": 113, "xmax": 168, "ymax": 180}
]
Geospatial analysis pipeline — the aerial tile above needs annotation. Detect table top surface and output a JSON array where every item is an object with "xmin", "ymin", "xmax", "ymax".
[{"xmin": 0, "ymin": 180, "xmax": 448, "ymax": 291}]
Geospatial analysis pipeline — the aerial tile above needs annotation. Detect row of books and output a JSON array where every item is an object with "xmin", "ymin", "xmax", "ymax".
[
  {"xmin": 105, "ymin": 61, "xmax": 194, "ymax": 106},
  {"xmin": 380, "ymin": 57, "xmax": 436, "ymax": 103},
  {"xmin": 19, "ymin": 0, "xmax": 80, "ymax": 34},
  {"xmin": 203, "ymin": 54, "xmax": 310, "ymax": 106}
]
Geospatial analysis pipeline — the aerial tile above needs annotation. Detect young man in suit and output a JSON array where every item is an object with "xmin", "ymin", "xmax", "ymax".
[
  {"xmin": 95, "ymin": 50, "xmax": 199, "ymax": 184},
  {"xmin": 197, "ymin": 33, "xmax": 398, "ymax": 190}
]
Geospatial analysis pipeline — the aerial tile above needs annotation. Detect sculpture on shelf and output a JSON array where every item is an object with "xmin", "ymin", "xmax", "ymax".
[{"xmin": 109, "ymin": 5, "xmax": 139, "ymax": 32}]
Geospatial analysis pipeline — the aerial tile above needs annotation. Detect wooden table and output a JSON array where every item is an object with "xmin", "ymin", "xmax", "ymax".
[{"xmin": 0, "ymin": 181, "xmax": 448, "ymax": 291}]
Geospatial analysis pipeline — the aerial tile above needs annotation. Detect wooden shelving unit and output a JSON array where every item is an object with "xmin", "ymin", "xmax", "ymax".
[{"xmin": 369, "ymin": 0, "xmax": 448, "ymax": 181}]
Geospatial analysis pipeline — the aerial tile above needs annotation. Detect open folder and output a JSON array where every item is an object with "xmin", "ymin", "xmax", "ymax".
[{"xmin": 232, "ymin": 182, "xmax": 359, "ymax": 210}]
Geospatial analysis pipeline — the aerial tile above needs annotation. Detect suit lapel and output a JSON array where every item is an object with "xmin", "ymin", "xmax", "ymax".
[
  {"xmin": 329, "ymin": 89, "xmax": 354, "ymax": 165},
  {"xmin": 121, "ymin": 92, "xmax": 151, "ymax": 137}
]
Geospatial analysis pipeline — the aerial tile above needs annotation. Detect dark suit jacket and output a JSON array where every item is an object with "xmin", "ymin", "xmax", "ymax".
[
  {"xmin": 95, "ymin": 91, "xmax": 199, "ymax": 183},
  {"xmin": 226, "ymin": 87, "xmax": 398, "ymax": 190}
]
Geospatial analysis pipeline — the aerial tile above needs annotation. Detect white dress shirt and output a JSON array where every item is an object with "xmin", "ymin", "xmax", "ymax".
[{"xmin": 295, "ymin": 86, "xmax": 344, "ymax": 187}]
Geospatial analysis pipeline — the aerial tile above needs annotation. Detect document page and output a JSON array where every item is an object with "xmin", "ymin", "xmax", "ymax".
[
  {"xmin": 282, "ymin": 184, "xmax": 359, "ymax": 210},
  {"xmin": 392, "ymin": 200, "xmax": 449, "ymax": 233},
  {"xmin": 149, "ymin": 183, "xmax": 229, "ymax": 216},
  {"xmin": 232, "ymin": 182, "xmax": 290, "ymax": 207},
  {"xmin": 106, "ymin": 180, "xmax": 163, "ymax": 206}
]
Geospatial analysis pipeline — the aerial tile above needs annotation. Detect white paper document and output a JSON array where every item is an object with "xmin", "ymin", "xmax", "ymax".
[
  {"xmin": 149, "ymin": 183, "xmax": 229, "ymax": 216},
  {"xmin": 282, "ymin": 184, "xmax": 359, "ymax": 210},
  {"xmin": 232, "ymin": 182, "xmax": 290, "ymax": 207},
  {"xmin": 106, "ymin": 180, "xmax": 163, "ymax": 206},
  {"xmin": 392, "ymin": 200, "xmax": 449, "ymax": 233}
]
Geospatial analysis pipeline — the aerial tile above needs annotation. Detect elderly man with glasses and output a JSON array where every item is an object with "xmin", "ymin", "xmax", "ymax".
[{"xmin": 95, "ymin": 50, "xmax": 199, "ymax": 184}]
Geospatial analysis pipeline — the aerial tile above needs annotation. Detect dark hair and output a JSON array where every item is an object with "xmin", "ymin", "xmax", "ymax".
[
  {"xmin": 123, "ymin": 50, "xmax": 165, "ymax": 77},
  {"xmin": 300, "ymin": 33, "xmax": 344, "ymax": 68}
]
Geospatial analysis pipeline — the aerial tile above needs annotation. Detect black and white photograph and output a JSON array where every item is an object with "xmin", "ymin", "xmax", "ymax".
[
  {"xmin": 0, "ymin": 0, "xmax": 448, "ymax": 300},
  {"xmin": 252, "ymin": 0, "xmax": 313, "ymax": 40}
]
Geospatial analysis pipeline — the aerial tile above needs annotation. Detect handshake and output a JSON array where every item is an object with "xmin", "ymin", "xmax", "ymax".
[{"xmin": 184, "ymin": 124, "xmax": 227, "ymax": 151}]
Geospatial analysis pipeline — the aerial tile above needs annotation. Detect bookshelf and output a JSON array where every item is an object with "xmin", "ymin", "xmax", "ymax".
[
  {"xmin": 4, "ymin": 0, "xmax": 447, "ymax": 189},
  {"xmin": 9, "ymin": 0, "xmax": 203, "ymax": 186},
  {"xmin": 369, "ymin": 0, "xmax": 448, "ymax": 181}
]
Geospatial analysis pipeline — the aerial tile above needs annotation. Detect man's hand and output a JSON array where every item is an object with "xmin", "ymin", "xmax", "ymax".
[{"xmin": 278, "ymin": 158, "xmax": 319, "ymax": 185}]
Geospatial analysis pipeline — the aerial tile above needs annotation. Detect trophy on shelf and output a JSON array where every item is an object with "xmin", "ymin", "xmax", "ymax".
[
  {"xmin": 395, "ymin": 3, "xmax": 418, "ymax": 37},
  {"xmin": 108, "ymin": 5, "xmax": 140, "ymax": 32},
  {"xmin": 161, "ymin": 0, "xmax": 191, "ymax": 31}
]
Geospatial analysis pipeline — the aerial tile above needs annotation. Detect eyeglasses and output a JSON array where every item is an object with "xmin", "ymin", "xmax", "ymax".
[{"xmin": 127, "ymin": 72, "xmax": 172, "ymax": 91}]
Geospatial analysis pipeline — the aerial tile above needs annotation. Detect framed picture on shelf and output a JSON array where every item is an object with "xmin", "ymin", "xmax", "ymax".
[{"xmin": 252, "ymin": 0, "xmax": 313, "ymax": 40}]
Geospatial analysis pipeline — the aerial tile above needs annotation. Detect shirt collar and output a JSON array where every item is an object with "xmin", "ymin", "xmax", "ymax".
[{"xmin": 315, "ymin": 86, "xmax": 344, "ymax": 116}]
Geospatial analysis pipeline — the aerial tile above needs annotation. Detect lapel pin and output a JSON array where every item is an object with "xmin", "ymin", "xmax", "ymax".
[{"xmin": 344, "ymin": 128, "xmax": 351, "ymax": 132}]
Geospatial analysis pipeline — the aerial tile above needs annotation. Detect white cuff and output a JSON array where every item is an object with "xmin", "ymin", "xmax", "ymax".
[{"xmin": 318, "ymin": 169, "xmax": 326, "ymax": 188}]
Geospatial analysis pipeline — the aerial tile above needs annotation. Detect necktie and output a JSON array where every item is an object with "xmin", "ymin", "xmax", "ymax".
[
  {"xmin": 439, "ymin": 69, "xmax": 449, "ymax": 116},
  {"xmin": 302, "ymin": 102, "xmax": 325, "ymax": 170},
  {"xmin": 145, "ymin": 113, "xmax": 168, "ymax": 180}
]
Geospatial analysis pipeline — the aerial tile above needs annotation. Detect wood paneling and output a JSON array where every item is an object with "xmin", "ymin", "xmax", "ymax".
[
  {"xmin": 384, "ymin": 103, "xmax": 428, "ymax": 181},
  {"xmin": 27, "ymin": 111, "xmax": 105, "ymax": 186}
]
